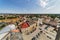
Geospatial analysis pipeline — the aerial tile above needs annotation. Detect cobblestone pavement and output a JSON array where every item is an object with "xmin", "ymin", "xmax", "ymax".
[
  {"xmin": 10, "ymin": 32, "xmax": 23, "ymax": 40},
  {"xmin": 22, "ymin": 27, "xmax": 51, "ymax": 40},
  {"xmin": 39, "ymin": 33, "xmax": 52, "ymax": 40}
]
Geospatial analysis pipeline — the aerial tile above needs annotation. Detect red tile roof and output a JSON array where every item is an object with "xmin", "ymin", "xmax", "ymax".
[
  {"xmin": 12, "ymin": 29, "xmax": 20, "ymax": 32},
  {"xmin": 21, "ymin": 22, "xmax": 29, "ymax": 28}
]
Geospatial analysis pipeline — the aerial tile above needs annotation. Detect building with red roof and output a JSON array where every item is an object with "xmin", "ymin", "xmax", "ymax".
[{"xmin": 21, "ymin": 22, "xmax": 29, "ymax": 28}]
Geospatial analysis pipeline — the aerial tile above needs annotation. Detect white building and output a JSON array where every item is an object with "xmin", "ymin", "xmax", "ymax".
[
  {"xmin": 38, "ymin": 18, "xmax": 43, "ymax": 25},
  {"xmin": 0, "ymin": 24, "xmax": 16, "ymax": 40},
  {"xmin": 0, "ymin": 32, "xmax": 11, "ymax": 40}
]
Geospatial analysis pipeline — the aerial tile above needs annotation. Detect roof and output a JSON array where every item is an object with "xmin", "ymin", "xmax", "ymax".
[
  {"xmin": 0, "ymin": 24, "xmax": 16, "ymax": 39},
  {"xmin": 12, "ymin": 29, "xmax": 20, "ymax": 32},
  {"xmin": 0, "ymin": 24, "xmax": 16, "ymax": 34},
  {"xmin": 0, "ymin": 32, "xmax": 9, "ymax": 40},
  {"xmin": 21, "ymin": 22, "xmax": 29, "ymax": 28},
  {"xmin": 26, "ymin": 20, "xmax": 36, "ymax": 25},
  {"xmin": 49, "ymin": 21, "xmax": 57, "ymax": 26},
  {"xmin": 43, "ymin": 20, "xmax": 57, "ymax": 27}
]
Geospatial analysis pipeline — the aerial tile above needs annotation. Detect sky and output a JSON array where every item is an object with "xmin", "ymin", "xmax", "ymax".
[{"xmin": 0, "ymin": 0, "xmax": 60, "ymax": 13}]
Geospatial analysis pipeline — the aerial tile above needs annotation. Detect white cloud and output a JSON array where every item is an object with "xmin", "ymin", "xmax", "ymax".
[
  {"xmin": 38, "ymin": 0, "xmax": 56, "ymax": 10},
  {"xmin": 46, "ymin": 6, "xmax": 54, "ymax": 10},
  {"xmin": 39, "ymin": 0, "xmax": 49, "ymax": 8}
]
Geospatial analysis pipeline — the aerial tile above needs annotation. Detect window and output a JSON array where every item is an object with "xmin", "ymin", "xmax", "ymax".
[
  {"xmin": 36, "ymin": 35, "xmax": 38, "ymax": 38},
  {"xmin": 38, "ymin": 33, "xmax": 40, "ymax": 36},
  {"xmin": 36, "ymin": 24, "xmax": 37, "ymax": 26},
  {"xmin": 47, "ymin": 36, "xmax": 51, "ymax": 39},
  {"xmin": 6, "ymin": 37, "xmax": 9, "ymax": 40},
  {"xmin": 32, "ymin": 37, "xmax": 36, "ymax": 40}
]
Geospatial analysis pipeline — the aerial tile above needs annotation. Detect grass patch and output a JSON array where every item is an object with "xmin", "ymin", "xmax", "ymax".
[{"xmin": 0, "ymin": 24, "xmax": 6, "ymax": 30}]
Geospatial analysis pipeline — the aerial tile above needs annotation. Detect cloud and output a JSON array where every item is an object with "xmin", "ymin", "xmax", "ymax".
[
  {"xmin": 38, "ymin": 0, "xmax": 56, "ymax": 9},
  {"xmin": 46, "ymin": 6, "xmax": 54, "ymax": 10},
  {"xmin": 39, "ymin": 0, "xmax": 49, "ymax": 8}
]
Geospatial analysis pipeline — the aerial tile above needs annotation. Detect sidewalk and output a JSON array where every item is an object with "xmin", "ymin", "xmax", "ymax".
[{"xmin": 38, "ymin": 33, "xmax": 51, "ymax": 40}]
